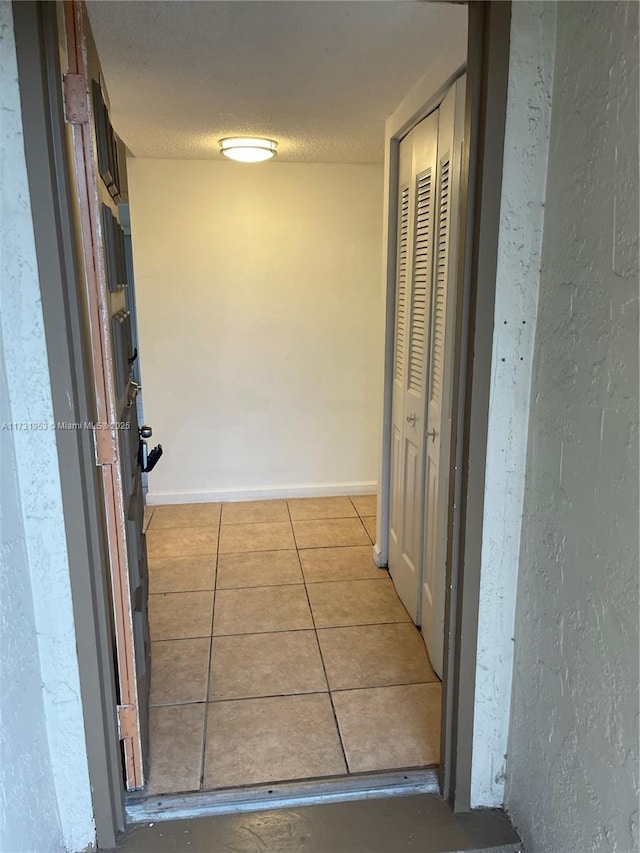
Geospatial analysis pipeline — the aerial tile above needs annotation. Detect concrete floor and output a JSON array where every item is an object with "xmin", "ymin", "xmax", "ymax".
[{"xmin": 110, "ymin": 794, "xmax": 522, "ymax": 852}]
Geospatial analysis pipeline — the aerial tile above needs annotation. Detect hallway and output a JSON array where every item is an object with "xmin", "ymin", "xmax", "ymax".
[{"xmin": 145, "ymin": 496, "xmax": 441, "ymax": 796}]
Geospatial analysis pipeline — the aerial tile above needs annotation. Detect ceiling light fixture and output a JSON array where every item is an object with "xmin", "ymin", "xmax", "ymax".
[{"xmin": 219, "ymin": 137, "xmax": 277, "ymax": 163}]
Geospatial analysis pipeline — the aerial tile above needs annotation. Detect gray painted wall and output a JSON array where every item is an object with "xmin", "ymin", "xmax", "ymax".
[
  {"xmin": 0, "ymin": 3, "xmax": 95, "ymax": 850},
  {"xmin": 471, "ymin": 0, "xmax": 556, "ymax": 807},
  {"xmin": 505, "ymin": 3, "xmax": 639, "ymax": 852},
  {"xmin": 0, "ymin": 8, "xmax": 64, "ymax": 849},
  {"xmin": 0, "ymin": 346, "xmax": 64, "ymax": 853}
]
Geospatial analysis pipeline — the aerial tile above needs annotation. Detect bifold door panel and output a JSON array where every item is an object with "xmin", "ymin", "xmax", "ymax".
[
  {"xmin": 389, "ymin": 111, "xmax": 438, "ymax": 624},
  {"xmin": 388, "ymin": 77, "xmax": 466, "ymax": 676},
  {"xmin": 421, "ymin": 79, "xmax": 466, "ymax": 678}
]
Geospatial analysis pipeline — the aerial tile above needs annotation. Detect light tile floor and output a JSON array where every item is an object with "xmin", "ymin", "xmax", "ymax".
[{"xmin": 144, "ymin": 496, "xmax": 441, "ymax": 795}]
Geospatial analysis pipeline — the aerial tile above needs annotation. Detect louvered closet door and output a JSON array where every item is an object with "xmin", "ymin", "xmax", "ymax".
[
  {"xmin": 421, "ymin": 77, "xmax": 465, "ymax": 676},
  {"xmin": 389, "ymin": 111, "xmax": 438, "ymax": 623}
]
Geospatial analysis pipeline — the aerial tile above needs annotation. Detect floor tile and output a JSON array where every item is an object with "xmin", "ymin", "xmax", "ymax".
[
  {"xmin": 150, "ymin": 502, "xmax": 221, "ymax": 529},
  {"xmin": 299, "ymin": 546, "xmax": 383, "ymax": 583},
  {"xmin": 292, "ymin": 518, "xmax": 370, "ymax": 549},
  {"xmin": 203, "ymin": 694, "xmax": 346, "ymax": 789},
  {"xmin": 317, "ymin": 623, "xmax": 438, "ymax": 690},
  {"xmin": 332, "ymin": 683, "xmax": 441, "ymax": 773},
  {"xmin": 218, "ymin": 521, "xmax": 295, "ymax": 554},
  {"xmin": 287, "ymin": 496, "xmax": 357, "ymax": 521},
  {"xmin": 147, "ymin": 526, "xmax": 218, "ymax": 560},
  {"xmin": 150, "ymin": 638, "xmax": 211, "ymax": 706},
  {"xmin": 213, "ymin": 585, "xmax": 312, "ymax": 636},
  {"xmin": 221, "ymin": 500, "xmax": 289, "ymax": 525},
  {"xmin": 209, "ymin": 631, "xmax": 326, "ymax": 700},
  {"xmin": 350, "ymin": 494, "xmax": 378, "ymax": 517},
  {"xmin": 149, "ymin": 555, "xmax": 216, "ymax": 593},
  {"xmin": 149, "ymin": 591, "xmax": 214, "ymax": 640},
  {"xmin": 216, "ymin": 550, "xmax": 302, "ymax": 589},
  {"xmin": 306, "ymin": 578, "xmax": 411, "ymax": 628},
  {"xmin": 362, "ymin": 516, "xmax": 377, "ymax": 543},
  {"xmin": 147, "ymin": 703, "xmax": 205, "ymax": 794}
]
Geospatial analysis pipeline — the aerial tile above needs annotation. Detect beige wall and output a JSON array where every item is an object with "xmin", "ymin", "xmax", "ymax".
[{"xmin": 128, "ymin": 159, "xmax": 384, "ymax": 502}]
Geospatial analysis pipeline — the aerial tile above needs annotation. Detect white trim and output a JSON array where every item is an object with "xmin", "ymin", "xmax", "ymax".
[{"xmin": 146, "ymin": 481, "xmax": 377, "ymax": 505}]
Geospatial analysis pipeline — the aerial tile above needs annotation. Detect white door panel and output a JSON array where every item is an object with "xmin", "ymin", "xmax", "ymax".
[
  {"xmin": 389, "ymin": 111, "xmax": 438, "ymax": 623},
  {"xmin": 388, "ymin": 77, "xmax": 465, "ymax": 661},
  {"xmin": 421, "ymin": 77, "xmax": 466, "ymax": 677}
]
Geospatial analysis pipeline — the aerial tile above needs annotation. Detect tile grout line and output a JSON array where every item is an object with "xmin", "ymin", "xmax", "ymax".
[
  {"xmin": 199, "ymin": 512, "xmax": 222, "ymax": 791},
  {"xmin": 150, "ymin": 575, "xmax": 394, "ymax": 597},
  {"xmin": 150, "ymin": 542, "xmax": 380, "ymax": 563},
  {"xmin": 293, "ymin": 497, "xmax": 354, "ymax": 776},
  {"xmin": 147, "ymin": 619, "xmax": 413, "ymax": 644},
  {"xmin": 353, "ymin": 512, "xmax": 373, "ymax": 546},
  {"xmin": 150, "ymin": 679, "xmax": 439, "ymax": 710}
]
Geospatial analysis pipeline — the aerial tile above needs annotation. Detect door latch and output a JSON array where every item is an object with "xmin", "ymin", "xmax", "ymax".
[{"xmin": 138, "ymin": 425, "xmax": 163, "ymax": 473}]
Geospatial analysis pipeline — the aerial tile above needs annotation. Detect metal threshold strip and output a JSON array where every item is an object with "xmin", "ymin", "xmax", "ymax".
[{"xmin": 126, "ymin": 768, "xmax": 440, "ymax": 824}]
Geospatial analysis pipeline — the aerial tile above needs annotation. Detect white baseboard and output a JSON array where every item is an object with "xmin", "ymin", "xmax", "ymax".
[{"xmin": 146, "ymin": 481, "xmax": 378, "ymax": 506}]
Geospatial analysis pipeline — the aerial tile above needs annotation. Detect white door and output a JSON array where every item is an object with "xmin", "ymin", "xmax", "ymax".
[
  {"xmin": 421, "ymin": 78, "xmax": 466, "ymax": 676},
  {"xmin": 389, "ymin": 112, "xmax": 438, "ymax": 622}
]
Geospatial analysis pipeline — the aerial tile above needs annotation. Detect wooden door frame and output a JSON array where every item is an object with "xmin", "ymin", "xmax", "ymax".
[
  {"xmin": 377, "ymin": 1, "xmax": 511, "ymax": 812},
  {"xmin": 60, "ymin": 0, "xmax": 146, "ymax": 792},
  {"xmin": 14, "ymin": 0, "xmax": 511, "ymax": 844}
]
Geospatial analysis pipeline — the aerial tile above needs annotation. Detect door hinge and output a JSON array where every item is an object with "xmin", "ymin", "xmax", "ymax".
[
  {"xmin": 63, "ymin": 73, "xmax": 89, "ymax": 124},
  {"xmin": 117, "ymin": 704, "xmax": 137, "ymax": 741},
  {"xmin": 93, "ymin": 423, "xmax": 118, "ymax": 467}
]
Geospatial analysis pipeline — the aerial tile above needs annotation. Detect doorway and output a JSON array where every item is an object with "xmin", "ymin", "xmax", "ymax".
[
  {"xmin": 13, "ymin": 0, "xmax": 516, "ymax": 840},
  {"xmin": 67, "ymin": 0, "xmax": 459, "ymax": 805},
  {"xmin": 130, "ymin": 79, "xmax": 465, "ymax": 804},
  {"xmin": 76, "ymin": 0, "xmax": 464, "ymax": 804}
]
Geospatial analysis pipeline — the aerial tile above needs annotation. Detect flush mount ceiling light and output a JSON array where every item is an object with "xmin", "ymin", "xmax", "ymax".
[{"xmin": 219, "ymin": 137, "xmax": 277, "ymax": 163}]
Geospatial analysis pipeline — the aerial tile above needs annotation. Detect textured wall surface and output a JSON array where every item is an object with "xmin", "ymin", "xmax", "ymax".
[
  {"xmin": 0, "ymin": 344, "xmax": 63, "ymax": 852},
  {"xmin": 128, "ymin": 159, "xmax": 384, "ymax": 502},
  {"xmin": 0, "ymin": 4, "xmax": 95, "ymax": 850},
  {"xmin": 471, "ymin": 1, "xmax": 557, "ymax": 807},
  {"xmin": 505, "ymin": 3, "xmax": 639, "ymax": 852}
]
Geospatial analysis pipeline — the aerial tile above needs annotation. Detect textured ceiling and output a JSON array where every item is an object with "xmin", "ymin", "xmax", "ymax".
[{"xmin": 87, "ymin": 1, "xmax": 466, "ymax": 163}]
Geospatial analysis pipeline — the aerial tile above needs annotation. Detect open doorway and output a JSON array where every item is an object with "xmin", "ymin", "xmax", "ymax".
[{"xmin": 35, "ymin": 0, "xmax": 476, "ymax": 827}]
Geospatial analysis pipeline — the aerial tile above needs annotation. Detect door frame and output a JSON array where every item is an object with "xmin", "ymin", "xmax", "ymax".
[
  {"xmin": 377, "ymin": 1, "xmax": 511, "ymax": 812},
  {"xmin": 14, "ymin": 0, "xmax": 511, "ymax": 844}
]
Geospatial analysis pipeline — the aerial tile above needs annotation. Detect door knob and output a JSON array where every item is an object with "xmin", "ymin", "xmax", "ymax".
[{"xmin": 406, "ymin": 413, "xmax": 417, "ymax": 425}]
